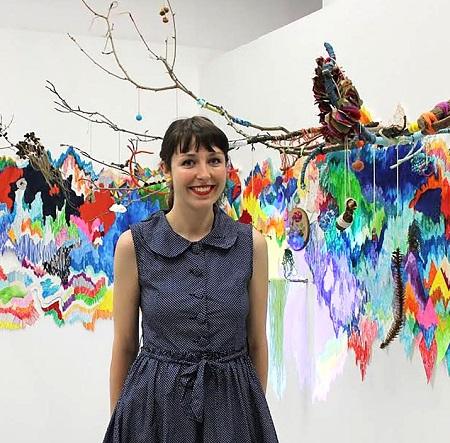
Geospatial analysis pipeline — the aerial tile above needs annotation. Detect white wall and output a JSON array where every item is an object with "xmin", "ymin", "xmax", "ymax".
[
  {"xmin": 0, "ymin": 28, "xmax": 219, "ymax": 165},
  {"xmin": 200, "ymin": 0, "xmax": 450, "ymax": 442},
  {"xmin": 0, "ymin": 27, "xmax": 220, "ymax": 443}
]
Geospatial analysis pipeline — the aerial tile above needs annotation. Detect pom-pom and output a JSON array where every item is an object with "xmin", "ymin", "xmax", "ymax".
[
  {"xmin": 351, "ymin": 159, "xmax": 365, "ymax": 171},
  {"xmin": 408, "ymin": 121, "xmax": 420, "ymax": 133}
]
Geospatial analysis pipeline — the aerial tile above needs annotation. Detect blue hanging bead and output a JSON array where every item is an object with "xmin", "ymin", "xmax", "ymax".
[{"xmin": 135, "ymin": 113, "xmax": 143, "ymax": 121}]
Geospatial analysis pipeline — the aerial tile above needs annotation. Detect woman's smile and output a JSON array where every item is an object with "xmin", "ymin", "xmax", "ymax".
[{"xmin": 189, "ymin": 185, "xmax": 216, "ymax": 196}]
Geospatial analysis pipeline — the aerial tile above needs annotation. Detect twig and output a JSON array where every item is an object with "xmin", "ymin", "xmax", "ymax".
[{"xmin": 46, "ymin": 81, "xmax": 162, "ymax": 141}]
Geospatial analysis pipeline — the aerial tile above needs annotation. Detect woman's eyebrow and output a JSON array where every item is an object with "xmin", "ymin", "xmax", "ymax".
[{"xmin": 181, "ymin": 151, "xmax": 223, "ymax": 157}]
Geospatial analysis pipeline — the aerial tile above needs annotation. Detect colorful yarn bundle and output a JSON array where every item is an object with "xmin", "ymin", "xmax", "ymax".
[
  {"xmin": 415, "ymin": 100, "xmax": 450, "ymax": 135},
  {"xmin": 313, "ymin": 43, "xmax": 363, "ymax": 143}
]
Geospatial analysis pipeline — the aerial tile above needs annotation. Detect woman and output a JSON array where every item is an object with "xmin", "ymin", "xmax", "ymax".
[{"xmin": 103, "ymin": 116, "xmax": 279, "ymax": 442}]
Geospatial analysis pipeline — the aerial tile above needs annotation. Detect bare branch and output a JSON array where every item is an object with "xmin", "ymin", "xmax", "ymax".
[
  {"xmin": 59, "ymin": 143, "xmax": 132, "ymax": 176},
  {"xmin": 46, "ymin": 81, "xmax": 163, "ymax": 142},
  {"xmin": 167, "ymin": 0, "xmax": 177, "ymax": 69},
  {"xmin": 78, "ymin": 0, "xmax": 178, "ymax": 92},
  {"xmin": 73, "ymin": 0, "xmax": 290, "ymax": 133},
  {"xmin": 126, "ymin": 12, "xmax": 160, "ymax": 60},
  {"xmin": 80, "ymin": 0, "xmax": 107, "ymax": 19},
  {"xmin": 68, "ymin": 33, "xmax": 127, "ymax": 81},
  {"xmin": 54, "ymin": 2, "xmax": 450, "ymax": 171}
]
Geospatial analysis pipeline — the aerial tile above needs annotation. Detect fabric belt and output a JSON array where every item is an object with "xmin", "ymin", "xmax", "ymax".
[{"xmin": 141, "ymin": 345, "xmax": 248, "ymax": 422}]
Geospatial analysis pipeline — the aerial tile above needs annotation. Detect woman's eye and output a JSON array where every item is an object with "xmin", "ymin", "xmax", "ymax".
[{"xmin": 181, "ymin": 158, "xmax": 221, "ymax": 166}]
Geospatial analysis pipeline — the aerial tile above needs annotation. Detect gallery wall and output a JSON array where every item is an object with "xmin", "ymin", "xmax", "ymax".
[{"xmin": 200, "ymin": 0, "xmax": 450, "ymax": 442}]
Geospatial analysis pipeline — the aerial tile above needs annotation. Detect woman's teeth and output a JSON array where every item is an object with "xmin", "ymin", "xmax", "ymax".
[{"xmin": 190, "ymin": 185, "xmax": 214, "ymax": 194}]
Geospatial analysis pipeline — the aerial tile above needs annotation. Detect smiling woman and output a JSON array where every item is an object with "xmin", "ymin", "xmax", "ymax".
[
  {"xmin": 158, "ymin": 116, "xmax": 230, "ymax": 227},
  {"xmin": 103, "ymin": 116, "xmax": 279, "ymax": 442}
]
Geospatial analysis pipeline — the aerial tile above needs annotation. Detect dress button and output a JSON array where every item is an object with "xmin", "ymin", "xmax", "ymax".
[
  {"xmin": 189, "ymin": 267, "xmax": 204, "ymax": 277},
  {"xmin": 191, "ymin": 242, "xmax": 202, "ymax": 254},
  {"xmin": 196, "ymin": 312, "xmax": 206, "ymax": 324},
  {"xmin": 189, "ymin": 291, "xmax": 204, "ymax": 299},
  {"xmin": 197, "ymin": 336, "xmax": 209, "ymax": 347}
]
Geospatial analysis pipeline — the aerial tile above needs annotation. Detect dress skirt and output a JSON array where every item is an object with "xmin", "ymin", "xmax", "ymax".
[{"xmin": 102, "ymin": 345, "xmax": 279, "ymax": 443}]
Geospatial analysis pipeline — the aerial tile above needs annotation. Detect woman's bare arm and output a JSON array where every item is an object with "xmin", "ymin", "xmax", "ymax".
[
  {"xmin": 109, "ymin": 230, "xmax": 140, "ymax": 415},
  {"xmin": 246, "ymin": 227, "xmax": 269, "ymax": 394}
]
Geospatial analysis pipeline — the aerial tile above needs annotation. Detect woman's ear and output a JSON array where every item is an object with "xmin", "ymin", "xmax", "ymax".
[{"xmin": 159, "ymin": 161, "xmax": 170, "ymax": 177}]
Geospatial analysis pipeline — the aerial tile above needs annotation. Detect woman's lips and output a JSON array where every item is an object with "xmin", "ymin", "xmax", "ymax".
[{"xmin": 189, "ymin": 185, "xmax": 215, "ymax": 196}]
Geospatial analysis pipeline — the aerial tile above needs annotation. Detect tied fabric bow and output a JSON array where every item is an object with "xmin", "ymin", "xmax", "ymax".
[{"xmin": 178, "ymin": 348, "xmax": 248, "ymax": 422}]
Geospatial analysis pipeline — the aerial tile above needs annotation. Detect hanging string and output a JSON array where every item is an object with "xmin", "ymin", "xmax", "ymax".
[
  {"xmin": 396, "ymin": 143, "xmax": 400, "ymax": 219},
  {"xmin": 251, "ymin": 143, "xmax": 255, "ymax": 197},
  {"xmin": 372, "ymin": 145, "xmax": 376, "ymax": 218},
  {"xmin": 344, "ymin": 140, "xmax": 347, "ymax": 199},
  {"xmin": 136, "ymin": 88, "xmax": 143, "ymax": 121},
  {"xmin": 344, "ymin": 137, "xmax": 349, "ymax": 199},
  {"xmin": 118, "ymin": 131, "xmax": 121, "ymax": 165},
  {"xmin": 89, "ymin": 121, "xmax": 93, "ymax": 155},
  {"xmin": 138, "ymin": 87, "xmax": 140, "ymax": 113},
  {"xmin": 175, "ymin": 87, "xmax": 179, "ymax": 118},
  {"xmin": 346, "ymin": 137, "xmax": 351, "ymax": 196}
]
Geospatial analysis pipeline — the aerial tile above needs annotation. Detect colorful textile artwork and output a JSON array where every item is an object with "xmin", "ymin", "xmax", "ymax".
[
  {"xmin": 236, "ymin": 134, "xmax": 450, "ymax": 398},
  {"xmin": 1, "ymin": 134, "xmax": 449, "ymax": 399},
  {"xmin": 0, "ymin": 147, "xmax": 159, "ymax": 330}
]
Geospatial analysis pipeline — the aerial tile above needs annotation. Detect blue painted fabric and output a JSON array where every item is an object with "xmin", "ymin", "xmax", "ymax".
[{"xmin": 102, "ymin": 203, "xmax": 279, "ymax": 442}]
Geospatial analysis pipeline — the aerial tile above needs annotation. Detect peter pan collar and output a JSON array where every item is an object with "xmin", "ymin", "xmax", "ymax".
[{"xmin": 137, "ymin": 203, "xmax": 239, "ymax": 258}]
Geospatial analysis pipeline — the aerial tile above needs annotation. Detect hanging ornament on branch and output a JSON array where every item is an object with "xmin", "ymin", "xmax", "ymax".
[
  {"xmin": 135, "ymin": 87, "xmax": 143, "ymax": 121},
  {"xmin": 281, "ymin": 248, "xmax": 308, "ymax": 283},
  {"xmin": 336, "ymin": 198, "xmax": 357, "ymax": 231},
  {"xmin": 44, "ymin": 0, "xmax": 450, "ymax": 185},
  {"xmin": 380, "ymin": 247, "xmax": 406, "ymax": 349},
  {"xmin": 351, "ymin": 139, "xmax": 365, "ymax": 172},
  {"xmin": 159, "ymin": 4, "xmax": 170, "ymax": 23},
  {"xmin": 286, "ymin": 206, "xmax": 311, "ymax": 251}
]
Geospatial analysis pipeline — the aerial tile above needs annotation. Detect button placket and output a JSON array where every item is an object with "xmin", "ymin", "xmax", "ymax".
[
  {"xmin": 186, "ymin": 246, "xmax": 210, "ymax": 347},
  {"xmin": 191, "ymin": 242, "xmax": 203, "ymax": 255},
  {"xmin": 196, "ymin": 312, "xmax": 206, "ymax": 324},
  {"xmin": 189, "ymin": 290, "xmax": 205, "ymax": 299},
  {"xmin": 189, "ymin": 267, "xmax": 204, "ymax": 277}
]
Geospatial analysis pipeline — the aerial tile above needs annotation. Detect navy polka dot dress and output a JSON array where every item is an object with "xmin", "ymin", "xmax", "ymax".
[{"xmin": 102, "ymin": 203, "xmax": 279, "ymax": 442}]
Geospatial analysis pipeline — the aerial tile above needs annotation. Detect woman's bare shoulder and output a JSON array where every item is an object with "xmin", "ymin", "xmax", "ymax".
[
  {"xmin": 115, "ymin": 229, "xmax": 135, "ymax": 252},
  {"xmin": 250, "ymin": 226, "xmax": 267, "ymax": 252},
  {"xmin": 114, "ymin": 230, "xmax": 138, "ymax": 274}
]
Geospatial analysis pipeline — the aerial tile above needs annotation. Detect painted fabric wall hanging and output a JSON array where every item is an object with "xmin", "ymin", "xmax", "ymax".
[
  {"xmin": 236, "ymin": 135, "xmax": 450, "ymax": 399},
  {"xmin": 0, "ymin": 146, "xmax": 160, "ymax": 330}
]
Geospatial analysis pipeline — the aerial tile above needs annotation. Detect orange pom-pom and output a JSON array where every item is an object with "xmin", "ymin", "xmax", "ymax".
[
  {"xmin": 359, "ymin": 107, "xmax": 373, "ymax": 125},
  {"xmin": 351, "ymin": 159, "xmax": 365, "ymax": 171}
]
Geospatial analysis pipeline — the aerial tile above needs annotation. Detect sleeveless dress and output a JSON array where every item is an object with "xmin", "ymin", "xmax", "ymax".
[{"xmin": 102, "ymin": 203, "xmax": 279, "ymax": 442}]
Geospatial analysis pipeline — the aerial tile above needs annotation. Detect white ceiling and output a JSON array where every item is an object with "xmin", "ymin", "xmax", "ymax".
[{"xmin": 0, "ymin": 0, "xmax": 322, "ymax": 51}]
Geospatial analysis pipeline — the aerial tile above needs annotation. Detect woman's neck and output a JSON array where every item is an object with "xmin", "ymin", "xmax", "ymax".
[{"xmin": 164, "ymin": 203, "xmax": 216, "ymax": 242}]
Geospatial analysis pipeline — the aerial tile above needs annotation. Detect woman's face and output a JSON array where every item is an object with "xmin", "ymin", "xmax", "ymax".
[{"xmin": 162, "ymin": 143, "xmax": 227, "ymax": 209}]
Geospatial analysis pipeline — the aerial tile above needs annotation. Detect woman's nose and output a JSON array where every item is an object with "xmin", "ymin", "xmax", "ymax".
[{"xmin": 196, "ymin": 162, "xmax": 211, "ymax": 178}]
